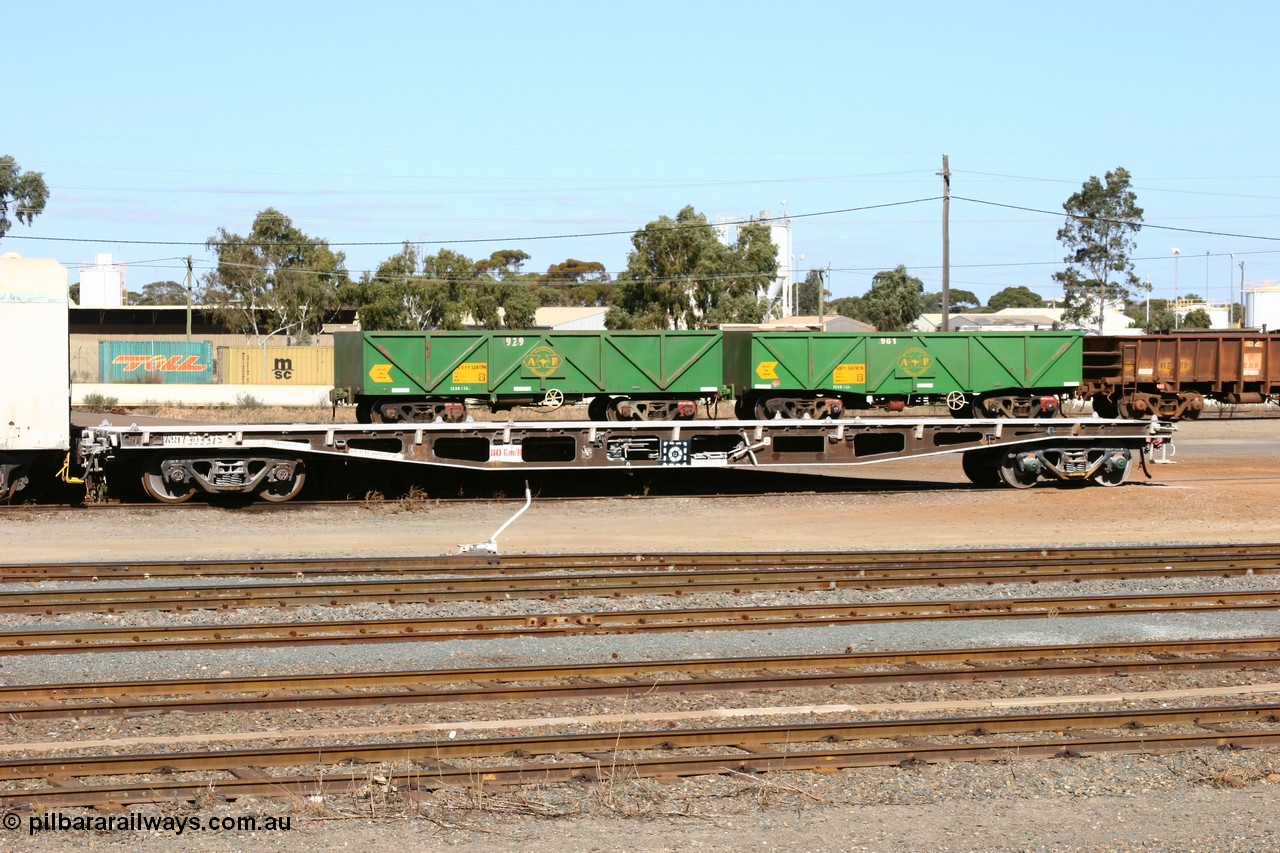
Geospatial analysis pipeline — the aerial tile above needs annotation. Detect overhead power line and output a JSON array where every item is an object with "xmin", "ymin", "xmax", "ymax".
[
  {"xmin": 1, "ymin": 198, "xmax": 942, "ymax": 250},
  {"xmin": 953, "ymin": 196, "xmax": 1280, "ymax": 243}
]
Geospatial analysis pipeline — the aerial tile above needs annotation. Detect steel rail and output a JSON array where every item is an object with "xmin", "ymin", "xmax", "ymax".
[
  {"xmin": 6, "ymin": 558, "xmax": 1280, "ymax": 615},
  {"xmin": 4, "ymin": 646, "xmax": 1280, "ymax": 720},
  {"xmin": 3, "ymin": 703, "xmax": 1280, "ymax": 808},
  {"xmin": 3, "ymin": 543, "xmax": 1279, "ymax": 581},
  {"xmin": 6, "ymin": 635, "xmax": 1280, "ymax": 701},
  {"xmin": 5, "ymin": 590, "xmax": 1280, "ymax": 655}
]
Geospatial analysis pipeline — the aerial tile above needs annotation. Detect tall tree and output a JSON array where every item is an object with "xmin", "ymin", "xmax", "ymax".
[
  {"xmin": 0, "ymin": 155, "xmax": 48, "ymax": 240},
  {"xmin": 826, "ymin": 295, "xmax": 866, "ymax": 322},
  {"xmin": 608, "ymin": 206, "xmax": 775, "ymax": 329},
  {"xmin": 988, "ymin": 285, "xmax": 1046, "ymax": 311},
  {"xmin": 129, "ymin": 280, "xmax": 189, "ymax": 305},
  {"xmin": 862, "ymin": 266, "xmax": 924, "ymax": 332},
  {"xmin": 921, "ymin": 289, "xmax": 979, "ymax": 313},
  {"xmin": 796, "ymin": 269, "xmax": 830, "ymax": 314},
  {"xmin": 1052, "ymin": 167, "xmax": 1144, "ymax": 329},
  {"xmin": 538, "ymin": 259, "xmax": 612, "ymax": 307},
  {"xmin": 203, "ymin": 208, "xmax": 348, "ymax": 343}
]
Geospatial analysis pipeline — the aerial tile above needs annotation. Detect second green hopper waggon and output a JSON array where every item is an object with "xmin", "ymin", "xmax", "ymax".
[
  {"xmin": 722, "ymin": 330, "xmax": 1084, "ymax": 418},
  {"xmin": 333, "ymin": 330, "xmax": 724, "ymax": 422}
]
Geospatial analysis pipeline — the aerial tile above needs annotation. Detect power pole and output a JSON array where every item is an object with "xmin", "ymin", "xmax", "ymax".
[
  {"xmin": 938, "ymin": 154, "xmax": 951, "ymax": 332},
  {"xmin": 1239, "ymin": 260, "xmax": 1246, "ymax": 327},
  {"xmin": 184, "ymin": 256, "xmax": 194, "ymax": 340},
  {"xmin": 819, "ymin": 264, "xmax": 829, "ymax": 328}
]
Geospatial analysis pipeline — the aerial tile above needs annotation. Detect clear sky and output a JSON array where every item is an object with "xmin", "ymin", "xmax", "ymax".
[{"xmin": 5, "ymin": 0, "xmax": 1278, "ymax": 308}]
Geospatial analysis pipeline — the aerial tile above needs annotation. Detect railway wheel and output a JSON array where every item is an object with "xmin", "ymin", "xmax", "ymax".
[
  {"xmin": 140, "ymin": 459, "xmax": 197, "ymax": 504},
  {"xmin": 587, "ymin": 395, "xmax": 611, "ymax": 421},
  {"xmin": 997, "ymin": 452, "xmax": 1040, "ymax": 489},
  {"xmin": 605, "ymin": 397, "xmax": 637, "ymax": 421},
  {"xmin": 258, "ymin": 464, "xmax": 306, "ymax": 503},
  {"xmin": 1091, "ymin": 395, "xmax": 1119, "ymax": 419},
  {"xmin": 1092, "ymin": 451, "xmax": 1131, "ymax": 488},
  {"xmin": 960, "ymin": 450, "xmax": 1001, "ymax": 486}
]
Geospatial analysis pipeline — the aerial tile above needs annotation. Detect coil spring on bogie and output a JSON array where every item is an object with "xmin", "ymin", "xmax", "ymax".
[{"xmin": 1059, "ymin": 451, "xmax": 1090, "ymax": 475}]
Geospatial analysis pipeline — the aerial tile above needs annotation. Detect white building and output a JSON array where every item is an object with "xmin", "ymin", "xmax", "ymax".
[
  {"xmin": 915, "ymin": 306, "xmax": 1138, "ymax": 334},
  {"xmin": 77, "ymin": 254, "xmax": 127, "ymax": 307}
]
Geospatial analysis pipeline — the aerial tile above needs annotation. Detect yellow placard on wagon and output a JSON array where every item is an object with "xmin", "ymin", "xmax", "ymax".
[
  {"xmin": 833, "ymin": 363, "xmax": 866, "ymax": 384},
  {"xmin": 368, "ymin": 363, "xmax": 393, "ymax": 383},
  {"xmin": 451, "ymin": 362, "xmax": 488, "ymax": 384},
  {"xmin": 755, "ymin": 361, "xmax": 778, "ymax": 380}
]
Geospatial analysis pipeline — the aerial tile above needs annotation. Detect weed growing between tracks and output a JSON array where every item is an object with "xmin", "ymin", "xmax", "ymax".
[{"xmin": 359, "ymin": 485, "xmax": 435, "ymax": 514}]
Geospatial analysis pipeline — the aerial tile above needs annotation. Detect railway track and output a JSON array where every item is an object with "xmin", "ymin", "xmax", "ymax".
[
  {"xmin": 6, "ymin": 589, "xmax": 1280, "ymax": 654},
  {"xmin": 4, "ymin": 542, "xmax": 1279, "ymax": 582},
  {"xmin": 5, "ymin": 702, "xmax": 1280, "ymax": 808},
  {"xmin": 4, "ymin": 636, "xmax": 1280, "ymax": 720},
  {"xmin": 5, "ymin": 556, "xmax": 1280, "ymax": 615}
]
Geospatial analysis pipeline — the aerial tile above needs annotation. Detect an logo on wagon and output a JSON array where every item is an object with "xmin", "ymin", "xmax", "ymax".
[{"xmin": 523, "ymin": 345, "xmax": 562, "ymax": 377}]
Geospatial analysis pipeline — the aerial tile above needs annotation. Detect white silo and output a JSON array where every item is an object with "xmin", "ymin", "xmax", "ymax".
[{"xmin": 1244, "ymin": 281, "xmax": 1280, "ymax": 331}]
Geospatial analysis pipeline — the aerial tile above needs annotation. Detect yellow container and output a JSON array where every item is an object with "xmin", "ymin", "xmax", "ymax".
[{"xmin": 217, "ymin": 346, "xmax": 334, "ymax": 385}]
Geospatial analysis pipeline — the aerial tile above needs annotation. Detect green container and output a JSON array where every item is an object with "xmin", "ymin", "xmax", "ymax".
[
  {"xmin": 335, "ymin": 330, "xmax": 723, "ymax": 406},
  {"xmin": 723, "ymin": 330, "xmax": 1083, "ymax": 401}
]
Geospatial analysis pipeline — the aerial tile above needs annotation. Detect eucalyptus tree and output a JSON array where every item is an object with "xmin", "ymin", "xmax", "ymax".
[
  {"xmin": 203, "ymin": 208, "xmax": 348, "ymax": 343},
  {"xmin": 1052, "ymin": 168, "xmax": 1144, "ymax": 329},
  {"xmin": 862, "ymin": 266, "xmax": 924, "ymax": 332},
  {"xmin": 0, "ymin": 155, "xmax": 48, "ymax": 240},
  {"xmin": 607, "ymin": 205, "xmax": 776, "ymax": 329}
]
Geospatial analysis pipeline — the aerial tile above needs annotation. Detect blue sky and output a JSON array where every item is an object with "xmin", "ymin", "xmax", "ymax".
[{"xmin": 6, "ymin": 0, "xmax": 1278, "ymax": 308}]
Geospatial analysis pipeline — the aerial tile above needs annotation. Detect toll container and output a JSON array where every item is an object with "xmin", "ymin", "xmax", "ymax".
[
  {"xmin": 218, "ymin": 346, "xmax": 334, "ymax": 385},
  {"xmin": 97, "ymin": 340, "xmax": 214, "ymax": 384}
]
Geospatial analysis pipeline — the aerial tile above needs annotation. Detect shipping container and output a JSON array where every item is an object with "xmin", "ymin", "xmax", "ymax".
[
  {"xmin": 1, "ymin": 254, "xmax": 70, "ymax": 452},
  {"xmin": 97, "ymin": 340, "xmax": 214, "ymax": 384},
  {"xmin": 217, "ymin": 346, "xmax": 334, "ymax": 385}
]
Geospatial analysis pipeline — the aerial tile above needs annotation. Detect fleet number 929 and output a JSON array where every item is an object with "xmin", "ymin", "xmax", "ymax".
[{"xmin": 504, "ymin": 337, "xmax": 526, "ymax": 346}]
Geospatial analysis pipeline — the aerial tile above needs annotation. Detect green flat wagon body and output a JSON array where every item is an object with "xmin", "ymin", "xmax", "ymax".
[
  {"xmin": 723, "ymin": 330, "xmax": 1083, "ymax": 418},
  {"xmin": 335, "ymin": 330, "xmax": 723, "ymax": 422}
]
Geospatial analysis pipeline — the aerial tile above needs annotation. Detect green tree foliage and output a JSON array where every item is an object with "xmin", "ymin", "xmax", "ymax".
[
  {"xmin": 1181, "ymin": 308, "xmax": 1213, "ymax": 329},
  {"xmin": 347, "ymin": 246, "xmax": 608, "ymax": 331},
  {"xmin": 204, "ymin": 208, "xmax": 349, "ymax": 343},
  {"xmin": 826, "ymin": 295, "xmax": 866, "ymax": 322},
  {"xmin": 796, "ymin": 269, "xmax": 831, "ymax": 315},
  {"xmin": 862, "ymin": 266, "xmax": 924, "ymax": 332},
  {"xmin": 0, "ymin": 155, "xmax": 49, "ymax": 240},
  {"xmin": 920, "ymin": 289, "xmax": 980, "ymax": 313},
  {"xmin": 607, "ymin": 206, "xmax": 776, "ymax": 329},
  {"xmin": 987, "ymin": 286, "xmax": 1046, "ymax": 311},
  {"xmin": 1052, "ymin": 167, "xmax": 1144, "ymax": 328},
  {"xmin": 128, "ymin": 280, "xmax": 190, "ymax": 305},
  {"xmin": 536, "ymin": 259, "xmax": 613, "ymax": 307}
]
